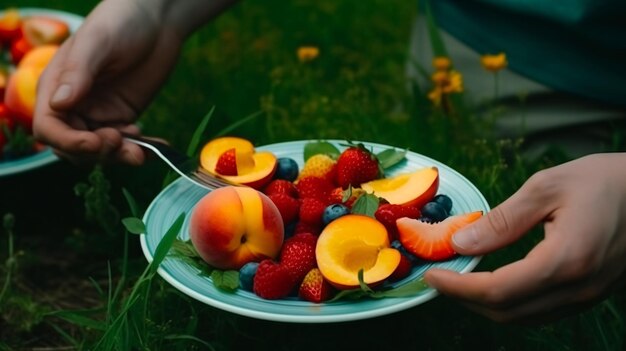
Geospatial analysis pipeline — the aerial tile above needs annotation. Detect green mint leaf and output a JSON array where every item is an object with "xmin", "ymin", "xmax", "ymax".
[
  {"xmin": 121, "ymin": 217, "xmax": 145, "ymax": 235},
  {"xmin": 350, "ymin": 194, "xmax": 380, "ymax": 218},
  {"xmin": 342, "ymin": 185, "xmax": 353, "ymax": 202},
  {"xmin": 376, "ymin": 148, "xmax": 407, "ymax": 170},
  {"xmin": 211, "ymin": 270, "xmax": 239, "ymax": 292},
  {"xmin": 303, "ymin": 140, "xmax": 340, "ymax": 161},
  {"xmin": 370, "ymin": 278, "xmax": 430, "ymax": 298},
  {"xmin": 328, "ymin": 288, "xmax": 369, "ymax": 302}
]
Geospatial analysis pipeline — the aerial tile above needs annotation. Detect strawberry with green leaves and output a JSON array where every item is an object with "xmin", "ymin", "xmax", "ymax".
[
  {"xmin": 298, "ymin": 268, "xmax": 334, "ymax": 303},
  {"xmin": 336, "ymin": 143, "xmax": 381, "ymax": 189}
]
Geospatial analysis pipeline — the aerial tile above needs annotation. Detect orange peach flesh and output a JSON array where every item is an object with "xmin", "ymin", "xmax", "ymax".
[
  {"xmin": 199, "ymin": 137, "xmax": 277, "ymax": 189},
  {"xmin": 360, "ymin": 167, "xmax": 439, "ymax": 208},
  {"xmin": 316, "ymin": 215, "xmax": 400, "ymax": 289}
]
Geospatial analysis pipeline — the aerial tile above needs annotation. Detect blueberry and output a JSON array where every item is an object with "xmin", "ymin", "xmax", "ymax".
[
  {"xmin": 421, "ymin": 202, "xmax": 448, "ymax": 222},
  {"xmin": 274, "ymin": 157, "xmax": 299, "ymax": 181},
  {"xmin": 322, "ymin": 204, "xmax": 351, "ymax": 226},
  {"xmin": 432, "ymin": 194, "xmax": 453, "ymax": 213},
  {"xmin": 391, "ymin": 240, "xmax": 419, "ymax": 263},
  {"xmin": 238, "ymin": 261, "xmax": 260, "ymax": 291}
]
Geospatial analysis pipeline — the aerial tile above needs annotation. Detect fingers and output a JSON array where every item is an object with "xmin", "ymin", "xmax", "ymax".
[
  {"xmin": 451, "ymin": 173, "xmax": 556, "ymax": 256},
  {"xmin": 47, "ymin": 29, "xmax": 109, "ymax": 110}
]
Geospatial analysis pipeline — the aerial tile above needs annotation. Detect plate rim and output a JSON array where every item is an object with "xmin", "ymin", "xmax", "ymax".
[{"xmin": 140, "ymin": 139, "xmax": 490, "ymax": 323}]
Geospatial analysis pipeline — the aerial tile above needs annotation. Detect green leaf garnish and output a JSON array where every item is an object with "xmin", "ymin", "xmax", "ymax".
[
  {"xmin": 377, "ymin": 148, "xmax": 407, "ymax": 170},
  {"xmin": 121, "ymin": 217, "xmax": 145, "ymax": 235},
  {"xmin": 350, "ymin": 193, "xmax": 379, "ymax": 218},
  {"xmin": 303, "ymin": 140, "xmax": 340, "ymax": 161},
  {"xmin": 211, "ymin": 270, "xmax": 239, "ymax": 292}
]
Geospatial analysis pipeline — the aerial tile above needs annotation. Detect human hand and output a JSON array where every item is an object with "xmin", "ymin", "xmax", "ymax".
[
  {"xmin": 424, "ymin": 153, "xmax": 626, "ymax": 323},
  {"xmin": 33, "ymin": 0, "xmax": 185, "ymax": 165}
]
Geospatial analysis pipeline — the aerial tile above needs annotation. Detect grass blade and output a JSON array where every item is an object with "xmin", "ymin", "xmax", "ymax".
[
  {"xmin": 215, "ymin": 110, "xmax": 264, "ymax": 137},
  {"xmin": 186, "ymin": 105, "xmax": 215, "ymax": 157}
]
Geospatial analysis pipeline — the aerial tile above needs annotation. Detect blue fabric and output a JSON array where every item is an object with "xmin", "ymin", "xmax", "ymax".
[{"xmin": 426, "ymin": 0, "xmax": 626, "ymax": 107}]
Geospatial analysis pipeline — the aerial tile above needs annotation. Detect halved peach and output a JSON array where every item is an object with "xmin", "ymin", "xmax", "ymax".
[
  {"xmin": 316, "ymin": 214, "xmax": 401, "ymax": 290},
  {"xmin": 360, "ymin": 167, "xmax": 439, "ymax": 208},
  {"xmin": 199, "ymin": 136, "xmax": 277, "ymax": 189}
]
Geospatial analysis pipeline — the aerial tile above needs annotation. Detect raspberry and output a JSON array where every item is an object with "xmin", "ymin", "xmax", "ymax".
[
  {"xmin": 387, "ymin": 253, "xmax": 413, "ymax": 282},
  {"xmin": 263, "ymin": 179, "xmax": 298, "ymax": 198},
  {"xmin": 299, "ymin": 197, "xmax": 327, "ymax": 227},
  {"xmin": 268, "ymin": 193, "xmax": 300, "ymax": 225},
  {"xmin": 279, "ymin": 233, "xmax": 318, "ymax": 283},
  {"xmin": 295, "ymin": 176, "xmax": 333, "ymax": 201},
  {"xmin": 253, "ymin": 259, "xmax": 298, "ymax": 299},
  {"xmin": 375, "ymin": 203, "xmax": 421, "ymax": 241},
  {"xmin": 293, "ymin": 221, "xmax": 321, "ymax": 236}
]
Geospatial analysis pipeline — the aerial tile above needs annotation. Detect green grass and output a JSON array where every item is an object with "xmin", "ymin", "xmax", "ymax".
[{"xmin": 1, "ymin": 0, "xmax": 625, "ymax": 350}]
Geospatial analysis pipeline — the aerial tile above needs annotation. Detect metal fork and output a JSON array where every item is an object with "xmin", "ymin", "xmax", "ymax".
[{"xmin": 122, "ymin": 133, "xmax": 236, "ymax": 190}]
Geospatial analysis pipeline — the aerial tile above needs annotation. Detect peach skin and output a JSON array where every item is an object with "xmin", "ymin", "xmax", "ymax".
[{"xmin": 189, "ymin": 186, "xmax": 284, "ymax": 270}]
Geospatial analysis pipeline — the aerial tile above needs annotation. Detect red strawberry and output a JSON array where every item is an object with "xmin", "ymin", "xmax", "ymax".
[
  {"xmin": 295, "ymin": 176, "xmax": 333, "ymax": 201},
  {"xmin": 299, "ymin": 197, "xmax": 327, "ymax": 227},
  {"xmin": 268, "ymin": 193, "xmax": 300, "ymax": 225},
  {"xmin": 0, "ymin": 9, "xmax": 21, "ymax": 45},
  {"xmin": 397, "ymin": 211, "xmax": 483, "ymax": 261},
  {"xmin": 10, "ymin": 36, "xmax": 32, "ymax": 64},
  {"xmin": 375, "ymin": 203, "xmax": 421, "ymax": 242},
  {"xmin": 298, "ymin": 268, "xmax": 334, "ymax": 303},
  {"xmin": 293, "ymin": 221, "xmax": 321, "ymax": 236},
  {"xmin": 387, "ymin": 254, "xmax": 413, "ymax": 282},
  {"xmin": 253, "ymin": 259, "xmax": 298, "ymax": 299},
  {"xmin": 22, "ymin": 16, "xmax": 70, "ymax": 46},
  {"xmin": 215, "ymin": 148, "xmax": 237, "ymax": 175},
  {"xmin": 280, "ymin": 232, "xmax": 318, "ymax": 283},
  {"xmin": 336, "ymin": 144, "xmax": 381, "ymax": 189},
  {"xmin": 263, "ymin": 179, "xmax": 298, "ymax": 198}
]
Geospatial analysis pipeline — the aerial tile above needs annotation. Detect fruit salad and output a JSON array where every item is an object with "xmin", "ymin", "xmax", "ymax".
[
  {"xmin": 182, "ymin": 137, "xmax": 484, "ymax": 304},
  {"xmin": 0, "ymin": 8, "xmax": 70, "ymax": 161}
]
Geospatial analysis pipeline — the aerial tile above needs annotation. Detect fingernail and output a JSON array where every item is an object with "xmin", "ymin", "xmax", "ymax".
[
  {"xmin": 452, "ymin": 226, "xmax": 478, "ymax": 250},
  {"xmin": 51, "ymin": 84, "xmax": 72, "ymax": 104}
]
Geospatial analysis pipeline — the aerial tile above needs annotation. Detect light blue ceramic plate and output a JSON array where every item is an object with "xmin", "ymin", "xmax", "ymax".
[
  {"xmin": 140, "ymin": 140, "xmax": 490, "ymax": 323},
  {"xmin": 0, "ymin": 8, "xmax": 84, "ymax": 177}
]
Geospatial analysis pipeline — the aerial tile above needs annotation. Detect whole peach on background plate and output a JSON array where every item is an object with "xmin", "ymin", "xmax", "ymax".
[
  {"xmin": 0, "ymin": 8, "xmax": 83, "ymax": 177},
  {"xmin": 140, "ymin": 140, "xmax": 490, "ymax": 323}
]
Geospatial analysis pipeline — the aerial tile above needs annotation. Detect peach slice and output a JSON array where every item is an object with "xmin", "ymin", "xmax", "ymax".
[
  {"xmin": 200, "ymin": 136, "xmax": 277, "ymax": 189},
  {"xmin": 360, "ymin": 167, "xmax": 439, "ymax": 208},
  {"xmin": 397, "ymin": 211, "xmax": 483, "ymax": 261},
  {"xmin": 316, "ymin": 214, "xmax": 401, "ymax": 290}
]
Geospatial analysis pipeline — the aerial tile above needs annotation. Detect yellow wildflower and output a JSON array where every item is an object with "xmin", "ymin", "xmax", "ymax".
[
  {"xmin": 431, "ymin": 70, "xmax": 449, "ymax": 86},
  {"xmin": 442, "ymin": 70, "xmax": 463, "ymax": 93},
  {"xmin": 432, "ymin": 56, "xmax": 451, "ymax": 71},
  {"xmin": 297, "ymin": 46, "xmax": 320, "ymax": 62},
  {"xmin": 481, "ymin": 52, "xmax": 507, "ymax": 72},
  {"xmin": 427, "ymin": 87, "xmax": 443, "ymax": 106}
]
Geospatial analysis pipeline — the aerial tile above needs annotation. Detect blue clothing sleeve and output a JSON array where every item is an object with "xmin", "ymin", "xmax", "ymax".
[{"xmin": 425, "ymin": 0, "xmax": 626, "ymax": 107}]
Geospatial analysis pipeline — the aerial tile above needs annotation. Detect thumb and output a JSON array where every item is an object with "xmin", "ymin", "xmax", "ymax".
[
  {"xmin": 451, "ymin": 185, "xmax": 552, "ymax": 255},
  {"xmin": 48, "ymin": 32, "xmax": 108, "ymax": 110}
]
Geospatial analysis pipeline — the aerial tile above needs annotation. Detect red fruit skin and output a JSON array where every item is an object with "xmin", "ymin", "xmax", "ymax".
[
  {"xmin": 253, "ymin": 259, "xmax": 298, "ymax": 299},
  {"xmin": 296, "ymin": 176, "xmax": 333, "ymax": 201},
  {"xmin": 263, "ymin": 179, "xmax": 298, "ymax": 198},
  {"xmin": 10, "ymin": 36, "xmax": 32, "ymax": 64},
  {"xmin": 387, "ymin": 254, "xmax": 413, "ymax": 282},
  {"xmin": 298, "ymin": 268, "xmax": 334, "ymax": 303},
  {"xmin": 336, "ymin": 146, "xmax": 380, "ymax": 189},
  {"xmin": 279, "ymin": 233, "xmax": 318, "ymax": 283},
  {"xmin": 375, "ymin": 204, "xmax": 421, "ymax": 242},
  {"xmin": 293, "ymin": 221, "xmax": 321, "ymax": 236},
  {"xmin": 298, "ymin": 197, "xmax": 327, "ymax": 227},
  {"xmin": 268, "ymin": 193, "xmax": 300, "ymax": 225},
  {"xmin": 215, "ymin": 148, "xmax": 238, "ymax": 176}
]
